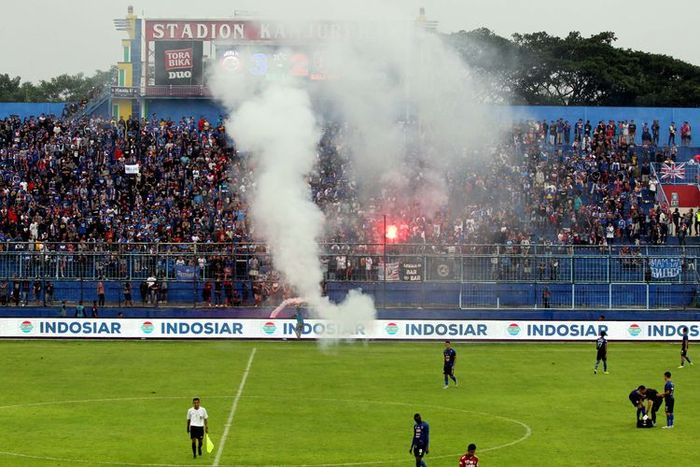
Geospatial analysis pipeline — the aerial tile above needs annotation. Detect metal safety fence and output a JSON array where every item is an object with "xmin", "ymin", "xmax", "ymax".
[{"xmin": 0, "ymin": 243, "xmax": 696, "ymax": 309}]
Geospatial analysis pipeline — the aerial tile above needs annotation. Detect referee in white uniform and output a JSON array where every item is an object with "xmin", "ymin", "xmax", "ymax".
[{"xmin": 187, "ymin": 397, "xmax": 209, "ymax": 458}]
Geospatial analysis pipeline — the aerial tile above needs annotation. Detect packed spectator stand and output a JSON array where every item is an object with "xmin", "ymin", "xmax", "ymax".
[{"xmin": 0, "ymin": 112, "xmax": 697, "ymax": 310}]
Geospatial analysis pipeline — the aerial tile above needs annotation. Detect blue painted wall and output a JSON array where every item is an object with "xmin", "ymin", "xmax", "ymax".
[
  {"xmin": 3, "ymin": 100, "xmax": 697, "ymax": 134},
  {"xmin": 138, "ymin": 100, "xmax": 700, "ymax": 137},
  {"xmin": 492, "ymin": 105, "xmax": 700, "ymax": 143},
  {"xmin": 0, "ymin": 102, "xmax": 67, "ymax": 119},
  {"xmin": 2, "ymin": 306, "xmax": 699, "ymax": 321},
  {"xmin": 144, "ymin": 99, "xmax": 225, "ymax": 124}
]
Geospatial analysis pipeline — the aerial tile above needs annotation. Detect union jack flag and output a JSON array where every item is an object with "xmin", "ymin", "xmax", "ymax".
[{"xmin": 660, "ymin": 162, "xmax": 686, "ymax": 180}]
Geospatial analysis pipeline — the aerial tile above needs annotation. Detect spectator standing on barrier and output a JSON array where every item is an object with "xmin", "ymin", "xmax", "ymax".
[
  {"xmin": 33, "ymin": 279, "xmax": 41, "ymax": 304},
  {"xmin": 224, "ymin": 278, "xmax": 233, "ymax": 306},
  {"xmin": 629, "ymin": 120, "xmax": 637, "ymax": 144},
  {"xmin": 45, "ymin": 281, "xmax": 54, "ymax": 305},
  {"xmin": 147, "ymin": 275, "xmax": 157, "ymax": 304},
  {"xmin": 668, "ymin": 122, "xmax": 676, "ymax": 146},
  {"xmin": 123, "ymin": 282, "xmax": 133, "ymax": 307},
  {"xmin": 641, "ymin": 122, "xmax": 651, "ymax": 144},
  {"xmin": 364, "ymin": 256, "xmax": 373, "ymax": 281},
  {"xmin": 652, "ymin": 120, "xmax": 660, "ymax": 145},
  {"xmin": 160, "ymin": 278, "xmax": 168, "ymax": 304},
  {"xmin": 202, "ymin": 281, "xmax": 212, "ymax": 306},
  {"xmin": 214, "ymin": 276, "xmax": 223, "ymax": 307},
  {"xmin": 549, "ymin": 258, "xmax": 559, "ymax": 280},
  {"xmin": 21, "ymin": 278, "xmax": 30, "ymax": 306},
  {"xmin": 140, "ymin": 281, "xmax": 148, "ymax": 305},
  {"xmin": 678, "ymin": 223, "xmax": 688, "ymax": 245},
  {"xmin": 97, "ymin": 280, "xmax": 106, "ymax": 307},
  {"xmin": 0, "ymin": 280, "xmax": 7, "ymax": 306},
  {"xmin": 538, "ymin": 260, "xmax": 545, "ymax": 281},
  {"xmin": 74, "ymin": 300, "xmax": 85, "ymax": 318},
  {"xmin": 680, "ymin": 121, "xmax": 692, "ymax": 146},
  {"xmin": 233, "ymin": 286, "xmax": 242, "ymax": 306},
  {"xmin": 672, "ymin": 208, "xmax": 680, "ymax": 236},
  {"xmin": 151, "ymin": 280, "xmax": 161, "ymax": 307},
  {"xmin": 336, "ymin": 253, "xmax": 347, "ymax": 280}
]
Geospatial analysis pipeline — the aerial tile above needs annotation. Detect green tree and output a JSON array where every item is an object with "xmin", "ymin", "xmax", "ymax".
[
  {"xmin": 446, "ymin": 29, "xmax": 700, "ymax": 107},
  {"xmin": 0, "ymin": 74, "xmax": 22, "ymax": 101},
  {"xmin": 0, "ymin": 68, "xmax": 115, "ymax": 103}
]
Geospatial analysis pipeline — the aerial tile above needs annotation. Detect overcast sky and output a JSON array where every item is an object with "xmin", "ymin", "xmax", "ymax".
[{"xmin": 3, "ymin": 0, "xmax": 698, "ymax": 82}]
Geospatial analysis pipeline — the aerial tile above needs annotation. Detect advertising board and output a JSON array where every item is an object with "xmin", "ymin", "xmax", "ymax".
[{"xmin": 3, "ymin": 319, "xmax": 697, "ymax": 341}]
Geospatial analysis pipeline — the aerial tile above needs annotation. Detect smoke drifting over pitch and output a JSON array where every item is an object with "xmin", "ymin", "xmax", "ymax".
[{"xmin": 209, "ymin": 5, "xmax": 494, "ymax": 338}]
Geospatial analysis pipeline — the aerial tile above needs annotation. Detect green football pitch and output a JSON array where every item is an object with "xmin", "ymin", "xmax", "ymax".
[{"xmin": 1, "ymin": 340, "xmax": 698, "ymax": 466}]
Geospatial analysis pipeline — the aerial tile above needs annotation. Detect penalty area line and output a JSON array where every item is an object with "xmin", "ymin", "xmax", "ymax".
[{"xmin": 213, "ymin": 347, "xmax": 257, "ymax": 466}]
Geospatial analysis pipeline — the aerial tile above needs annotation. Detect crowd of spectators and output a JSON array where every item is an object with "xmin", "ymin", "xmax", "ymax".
[
  {"xmin": 316, "ymin": 117, "xmax": 696, "ymax": 253},
  {"xmin": 0, "ymin": 113, "xmax": 245, "ymax": 245},
  {"xmin": 0, "ymin": 113, "xmax": 697, "ymax": 250},
  {"xmin": 0, "ymin": 112, "xmax": 697, "ymax": 306}
]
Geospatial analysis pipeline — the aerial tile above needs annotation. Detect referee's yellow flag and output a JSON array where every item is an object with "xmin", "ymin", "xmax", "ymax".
[{"xmin": 206, "ymin": 434, "xmax": 215, "ymax": 453}]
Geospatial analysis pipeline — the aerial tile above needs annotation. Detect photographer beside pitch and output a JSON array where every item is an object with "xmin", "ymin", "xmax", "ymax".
[{"xmin": 187, "ymin": 397, "xmax": 209, "ymax": 458}]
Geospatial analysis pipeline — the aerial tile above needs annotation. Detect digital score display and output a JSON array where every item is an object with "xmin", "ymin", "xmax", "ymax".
[{"xmin": 217, "ymin": 46, "xmax": 328, "ymax": 80}]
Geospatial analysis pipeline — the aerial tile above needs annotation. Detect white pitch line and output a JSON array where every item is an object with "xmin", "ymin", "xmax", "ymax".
[
  {"xmin": 0, "ymin": 392, "xmax": 530, "ymax": 466},
  {"xmin": 213, "ymin": 347, "xmax": 257, "ymax": 466}
]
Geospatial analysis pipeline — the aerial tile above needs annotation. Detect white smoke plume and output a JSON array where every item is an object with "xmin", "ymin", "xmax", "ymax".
[
  {"xmin": 209, "ymin": 70, "xmax": 377, "ymax": 340},
  {"xmin": 317, "ymin": 25, "xmax": 496, "ymax": 208},
  {"xmin": 209, "ymin": 4, "xmax": 502, "ymax": 339}
]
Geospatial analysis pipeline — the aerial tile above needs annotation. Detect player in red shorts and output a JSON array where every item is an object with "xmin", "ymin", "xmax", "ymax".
[{"xmin": 459, "ymin": 443, "xmax": 478, "ymax": 466}]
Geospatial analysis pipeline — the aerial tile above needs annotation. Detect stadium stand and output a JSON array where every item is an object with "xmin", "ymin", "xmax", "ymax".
[{"xmin": 0, "ymin": 113, "xmax": 698, "ymax": 310}]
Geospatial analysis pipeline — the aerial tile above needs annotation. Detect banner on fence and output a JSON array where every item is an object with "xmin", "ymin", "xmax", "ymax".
[
  {"xmin": 650, "ymin": 258, "xmax": 681, "ymax": 279},
  {"xmin": 377, "ymin": 261, "xmax": 400, "ymax": 281},
  {"xmin": 174, "ymin": 264, "xmax": 197, "ymax": 281},
  {"xmin": 2, "ymin": 318, "xmax": 698, "ymax": 341},
  {"xmin": 399, "ymin": 261, "xmax": 423, "ymax": 281},
  {"xmin": 431, "ymin": 258, "xmax": 459, "ymax": 280}
]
